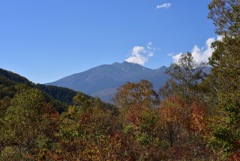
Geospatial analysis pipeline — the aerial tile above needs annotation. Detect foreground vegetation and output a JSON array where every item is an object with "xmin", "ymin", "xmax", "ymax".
[{"xmin": 0, "ymin": 0, "xmax": 239, "ymax": 160}]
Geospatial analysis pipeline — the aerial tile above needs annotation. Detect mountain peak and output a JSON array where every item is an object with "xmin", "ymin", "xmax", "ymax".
[
  {"xmin": 112, "ymin": 61, "xmax": 142, "ymax": 66},
  {"xmin": 122, "ymin": 61, "xmax": 143, "ymax": 66},
  {"xmin": 48, "ymin": 62, "xmax": 170, "ymax": 102}
]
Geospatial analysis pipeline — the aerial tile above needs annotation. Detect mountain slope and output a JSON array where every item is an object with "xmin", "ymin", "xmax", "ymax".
[{"xmin": 48, "ymin": 61, "xmax": 170, "ymax": 102}]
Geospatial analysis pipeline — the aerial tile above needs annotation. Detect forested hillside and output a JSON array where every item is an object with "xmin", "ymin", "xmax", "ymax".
[
  {"xmin": 0, "ymin": 0, "xmax": 239, "ymax": 160},
  {"xmin": 0, "ymin": 68, "xmax": 113, "ymax": 113}
]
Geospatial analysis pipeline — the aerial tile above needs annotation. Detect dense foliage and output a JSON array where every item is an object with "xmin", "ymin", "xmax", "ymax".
[{"xmin": 0, "ymin": 0, "xmax": 239, "ymax": 160}]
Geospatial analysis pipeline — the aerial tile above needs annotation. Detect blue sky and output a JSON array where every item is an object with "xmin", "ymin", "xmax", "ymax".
[{"xmin": 0, "ymin": 0, "xmax": 216, "ymax": 83}]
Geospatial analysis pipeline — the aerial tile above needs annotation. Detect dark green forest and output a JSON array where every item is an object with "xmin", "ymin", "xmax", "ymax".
[{"xmin": 0, "ymin": 0, "xmax": 239, "ymax": 160}]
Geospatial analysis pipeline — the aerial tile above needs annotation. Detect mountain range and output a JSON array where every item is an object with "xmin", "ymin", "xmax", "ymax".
[{"xmin": 48, "ymin": 61, "xmax": 170, "ymax": 102}]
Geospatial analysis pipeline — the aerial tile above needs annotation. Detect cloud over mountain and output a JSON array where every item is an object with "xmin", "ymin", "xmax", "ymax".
[{"xmin": 125, "ymin": 42, "xmax": 155, "ymax": 66}]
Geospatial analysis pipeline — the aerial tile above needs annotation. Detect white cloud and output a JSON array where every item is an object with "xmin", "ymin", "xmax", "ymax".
[
  {"xmin": 125, "ymin": 42, "xmax": 155, "ymax": 66},
  {"xmin": 156, "ymin": 3, "xmax": 171, "ymax": 9},
  {"xmin": 172, "ymin": 37, "xmax": 216, "ymax": 64},
  {"xmin": 172, "ymin": 53, "xmax": 183, "ymax": 63}
]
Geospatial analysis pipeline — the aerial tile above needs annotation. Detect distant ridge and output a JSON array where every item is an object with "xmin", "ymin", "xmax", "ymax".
[{"xmin": 48, "ymin": 61, "xmax": 170, "ymax": 102}]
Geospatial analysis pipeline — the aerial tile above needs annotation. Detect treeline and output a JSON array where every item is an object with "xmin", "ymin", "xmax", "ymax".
[{"xmin": 0, "ymin": 0, "xmax": 239, "ymax": 160}]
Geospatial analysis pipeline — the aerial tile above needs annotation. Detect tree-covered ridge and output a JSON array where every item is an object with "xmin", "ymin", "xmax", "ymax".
[
  {"xmin": 0, "ymin": 68, "xmax": 31, "ymax": 85},
  {"xmin": 0, "ymin": 68, "xmax": 73, "ymax": 102},
  {"xmin": 0, "ymin": 68, "xmax": 115, "ymax": 111}
]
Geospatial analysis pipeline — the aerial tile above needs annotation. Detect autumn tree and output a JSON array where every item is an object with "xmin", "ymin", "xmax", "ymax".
[
  {"xmin": 114, "ymin": 80, "xmax": 164, "ymax": 160},
  {"xmin": 54, "ymin": 93, "xmax": 123, "ymax": 160},
  {"xmin": 0, "ymin": 89, "xmax": 59, "ymax": 160},
  {"xmin": 114, "ymin": 80, "xmax": 159, "ymax": 109},
  {"xmin": 157, "ymin": 96, "xmax": 214, "ymax": 160},
  {"xmin": 114, "ymin": 80, "xmax": 160, "ymax": 146},
  {"xmin": 158, "ymin": 96, "xmax": 186, "ymax": 147},
  {"xmin": 158, "ymin": 52, "xmax": 214, "ymax": 159}
]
